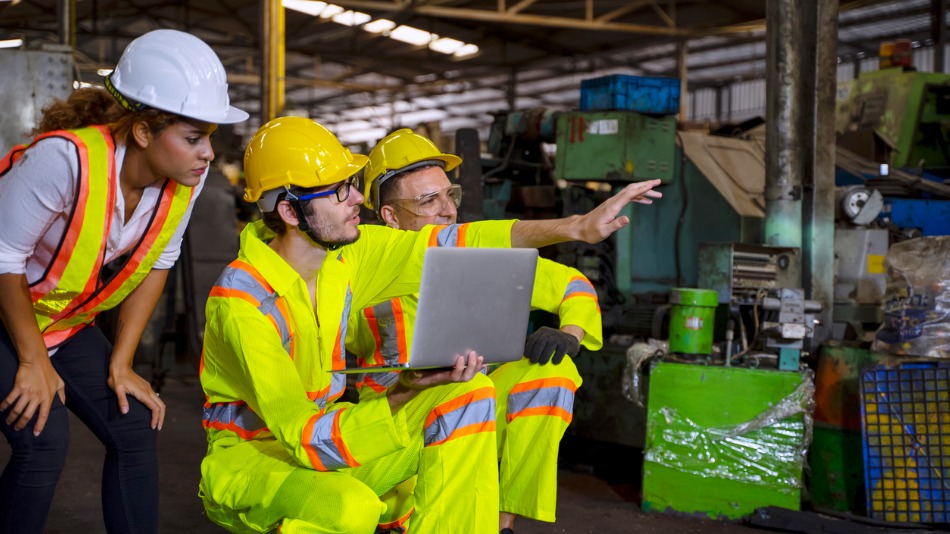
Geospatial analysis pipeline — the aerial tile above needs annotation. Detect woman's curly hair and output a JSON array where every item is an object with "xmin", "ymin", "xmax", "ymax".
[{"xmin": 34, "ymin": 87, "xmax": 180, "ymax": 144}]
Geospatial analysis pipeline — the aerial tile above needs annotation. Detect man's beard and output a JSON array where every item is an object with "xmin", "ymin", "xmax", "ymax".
[{"xmin": 302, "ymin": 203, "xmax": 360, "ymax": 248}]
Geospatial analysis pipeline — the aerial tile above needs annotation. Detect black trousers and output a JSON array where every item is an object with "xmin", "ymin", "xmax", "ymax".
[{"xmin": 0, "ymin": 325, "xmax": 158, "ymax": 534}]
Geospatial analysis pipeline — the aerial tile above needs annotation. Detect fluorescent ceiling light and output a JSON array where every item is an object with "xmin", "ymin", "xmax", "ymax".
[
  {"xmin": 97, "ymin": 68, "xmax": 114, "ymax": 76},
  {"xmin": 454, "ymin": 44, "xmax": 479, "ymax": 58},
  {"xmin": 0, "ymin": 38, "xmax": 24, "ymax": 49},
  {"xmin": 389, "ymin": 26, "xmax": 431, "ymax": 46},
  {"xmin": 282, "ymin": 0, "xmax": 327, "ymax": 16},
  {"xmin": 319, "ymin": 4, "xmax": 344, "ymax": 19},
  {"xmin": 429, "ymin": 37, "xmax": 464, "ymax": 55},
  {"xmin": 363, "ymin": 19, "xmax": 395, "ymax": 34},
  {"xmin": 332, "ymin": 10, "xmax": 370, "ymax": 26},
  {"xmin": 283, "ymin": 0, "xmax": 477, "ymax": 60}
]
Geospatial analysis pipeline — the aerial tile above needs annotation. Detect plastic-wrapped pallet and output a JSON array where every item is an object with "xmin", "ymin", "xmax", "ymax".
[
  {"xmin": 872, "ymin": 236, "xmax": 950, "ymax": 358},
  {"xmin": 641, "ymin": 363, "xmax": 814, "ymax": 519}
]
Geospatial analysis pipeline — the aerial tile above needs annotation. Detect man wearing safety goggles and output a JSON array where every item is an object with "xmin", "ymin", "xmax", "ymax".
[{"xmin": 349, "ymin": 129, "xmax": 605, "ymax": 534}]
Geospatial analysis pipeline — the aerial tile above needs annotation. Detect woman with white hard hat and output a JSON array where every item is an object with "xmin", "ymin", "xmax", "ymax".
[{"xmin": 0, "ymin": 29, "xmax": 247, "ymax": 533}]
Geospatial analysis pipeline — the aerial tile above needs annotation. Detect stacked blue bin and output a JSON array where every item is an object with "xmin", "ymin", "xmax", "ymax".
[{"xmin": 579, "ymin": 74, "xmax": 681, "ymax": 115}]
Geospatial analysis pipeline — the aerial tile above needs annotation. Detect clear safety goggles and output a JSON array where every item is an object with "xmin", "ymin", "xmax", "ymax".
[{"xmin": 391, "ymin": 184, "xmax": 463, "ymax": 216}]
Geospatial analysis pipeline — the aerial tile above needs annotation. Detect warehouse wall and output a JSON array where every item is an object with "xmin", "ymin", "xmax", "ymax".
[{"xmin": 685, "ymin": 42, "xmax": 949, "ymax": 124}]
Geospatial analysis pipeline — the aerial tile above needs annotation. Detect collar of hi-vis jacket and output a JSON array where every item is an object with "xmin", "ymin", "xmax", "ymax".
[{"xmin": 6, "ymin": 125, "xmax": 196, "ymax": 349}]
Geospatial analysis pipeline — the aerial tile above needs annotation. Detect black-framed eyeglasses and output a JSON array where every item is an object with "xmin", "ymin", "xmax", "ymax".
[{"xmin": 288, "ymin": 175, "xmax": 361, "ymax": 204}]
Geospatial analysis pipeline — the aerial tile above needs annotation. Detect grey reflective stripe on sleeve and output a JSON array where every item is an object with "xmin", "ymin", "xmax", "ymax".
[
  {"xmin": 202, "ymin": 402, "xmax": 267, "ymax": 436},
  {"xmin": 371, "ymin": 300, "xmax": 405, "ymax": 366},
  {"xmin": 359, "ymin": 371, "xmax": 400, "ymax": 390},
  {"xmin": 563, "ymin": 277, "xmax": 597, "ymax": 300},
  {"xmin": 308, "ymin": 411, "xmax": 350, "ymax": 470},
  {"xmin": 435, "ymin": 224, "xmax": 462, "ymax": 247},
  {"xmin": 508, "ymin": 384, "xmax": 576, "ymax": 419},
  {"xmin": 216, "ymin": 264, "xmax": 292, "ymax": 355},
  {"xmin": 316, "ymin": 373, "xmax": 347, "ymax": 411},
  {"xmin": 424, "ymin": 395, "xmax": 496, "ymax": 446}
]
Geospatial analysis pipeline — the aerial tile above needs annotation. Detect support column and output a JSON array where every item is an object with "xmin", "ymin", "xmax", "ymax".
[
  {"xmin": 262, "ymin": 0, "xmax": 285, "ymax": 122},
  {"xmin": 507, "ymin": 68, "xmax": 518, "ymax": 111},
  {"xmin": 57, "ymin": 0, "xmax": 75, "ymax": 50},
  {"xmin": 764, "ymin": 0, "xmax": 802, "ymax": 251},
  {"xmin": 933, "ymin": 0, "xmax": 946, "ymax": 72},
  {"xmin": 801, "ymin": 0, "xmax": 838, "ymax": 344},
  {"xmin": 677, "ymin": 41, "xmax": 688, "ymax": 123}
]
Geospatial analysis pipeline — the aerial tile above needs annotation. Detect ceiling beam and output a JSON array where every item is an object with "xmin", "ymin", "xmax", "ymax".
[{"xmin": 331, "ymin": 0, "xmax": 693, "ymax": 36}]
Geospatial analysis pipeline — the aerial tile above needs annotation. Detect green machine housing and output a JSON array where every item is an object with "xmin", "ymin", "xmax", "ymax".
[
  {"xmin": 835, "ymin": 67, "xmax": 950, "ymax": 169},
  {"xmin": 555, "ymin": 111, "xmax": 677, "ymax": 183}
]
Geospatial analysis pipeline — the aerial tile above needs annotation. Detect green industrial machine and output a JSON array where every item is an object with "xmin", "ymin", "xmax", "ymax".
[
  {"xmin": 620, "ymin": 148, "xmax": 764, "ymax": 296},
  {"xmin": 642, "ymin": 362, "xmax": 811, "ymax": 519},
  {"xmin": 836, "ymin": 67, "xmax": 950, "ymax": 169},
  {"xmin": 554, "ymin": 111, "xmax": 677, "ymax": 183}
]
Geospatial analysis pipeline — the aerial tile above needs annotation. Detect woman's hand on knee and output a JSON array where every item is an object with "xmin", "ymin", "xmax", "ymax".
[
  {"xmin": 1, "ymin": 356, "xmax": 64, "ymax": 435},
  {"xmin": 107, "ymin": 366, "xmax": 165, "ymax": 430}
]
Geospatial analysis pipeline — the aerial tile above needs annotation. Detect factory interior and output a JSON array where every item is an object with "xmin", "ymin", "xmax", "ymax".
[{"xmin": 2, "ymin": 0, "xmax": 950, "ymax": 532}]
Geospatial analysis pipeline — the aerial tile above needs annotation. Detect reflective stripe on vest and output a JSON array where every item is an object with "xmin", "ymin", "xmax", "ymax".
[
  {"xmin": 356, "ymin": 372, "xmax": 399, "ymax": 393},
  {"xmin": 303, "ymin": 409, "xmax": 360, "ymax": 471},
  {"xmin": 562, "ymin": 275, "xmax": 600, "ymax": 313},
  {"xmin": 356, "ymin": 298, "xmax": 407, "ymax": 392},
  {"xmin": 209, "ymin": 260, "xmax": 294, "ymax": 357},
  {"xmin": 428, "ymin": 223, "xmax": 470, "ymax": 248},
  {"xmin": 507, "ymin": 377, "xmax": 578, "ymax": 424},
  {"xmin": 201, "ymin": 401, "xmax": 268, "ymax": 439},
  {"xmin": 311, "ymin": 373, "xmax": 347, "ymax": 412},
  {"xmin": 1, "ymin": 126, "xmax": 194, "ymax": 348},
  {"xmin": 423, "ymin": 386, "xmax": 496, "ymax": 447},
  {"xmin": 329, "ymin": 280, "xmax": 352, "ymax": 371}
]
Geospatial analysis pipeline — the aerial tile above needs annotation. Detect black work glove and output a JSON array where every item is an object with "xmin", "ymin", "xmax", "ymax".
[{"xmin": 524, "ymin": 326, "xmax": 580, "ymax": 365}]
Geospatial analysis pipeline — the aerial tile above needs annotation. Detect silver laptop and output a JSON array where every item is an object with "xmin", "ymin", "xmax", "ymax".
[{"xmin": 337, "ymin": 247, "xmax": 538, "ymax": 373}]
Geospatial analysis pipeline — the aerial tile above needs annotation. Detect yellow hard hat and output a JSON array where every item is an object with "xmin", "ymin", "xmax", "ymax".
[
  {"xmin": 243, "ymin": 116, "xmax": 368, "ymax": 211},
  {"xmin": 363, "ymin": 128, "xmax": 462, "ymax": 211}
]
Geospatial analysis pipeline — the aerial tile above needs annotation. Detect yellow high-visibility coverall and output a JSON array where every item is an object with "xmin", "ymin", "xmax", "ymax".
[
  {"xmin": 199, "ymin": 220, "xmax": 518, "ymax": 534},
  {"xmin": 347, "ymin": 260, "xmax": 602, "ymax": 524}
]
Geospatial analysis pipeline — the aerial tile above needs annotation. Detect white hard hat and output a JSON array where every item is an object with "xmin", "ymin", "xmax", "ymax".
[{"xmin": 105, "ymin": 29, "xmax": 248, "ymax": 124}]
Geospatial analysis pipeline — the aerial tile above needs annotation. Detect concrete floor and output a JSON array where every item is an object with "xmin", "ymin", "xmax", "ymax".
[{"xmin": 0, "ymin": 376, "xmax": 924, "ymax": 533}]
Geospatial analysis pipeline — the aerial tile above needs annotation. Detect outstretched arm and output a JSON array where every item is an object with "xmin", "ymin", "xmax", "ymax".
[{"xmin": 510, "ymin": 179, "xmax": 662, "ymax": 248}]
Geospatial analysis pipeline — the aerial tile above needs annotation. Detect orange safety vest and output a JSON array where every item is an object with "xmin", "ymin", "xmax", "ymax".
[{"xmin": 0, "ymin": 125, "xmax": 195, "ymax": 348}]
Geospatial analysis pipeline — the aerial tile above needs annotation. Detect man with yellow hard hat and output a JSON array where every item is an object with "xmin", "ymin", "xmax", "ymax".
[
  {"xmin": 197, "ymin": 116, "xmax": 662, "ymax": 533},
  {"xmin": 348, "ymin": 129, "xmax": 606, "ymax": 533}
]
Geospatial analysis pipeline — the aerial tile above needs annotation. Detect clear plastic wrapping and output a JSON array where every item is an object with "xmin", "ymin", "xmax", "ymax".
[
  {"xmin": 873, "ymin": 236, "xmax": 950, "ymax": 358},
  {"xmin": 643, "ymin": 369, "xmax": 815, "ymax": 489}
]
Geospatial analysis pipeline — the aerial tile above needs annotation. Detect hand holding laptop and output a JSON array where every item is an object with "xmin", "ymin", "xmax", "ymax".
[
  {"xmin": 386, "ymin": 351, "xmax": 486, "ymax": 413},
  {"xmin": 396, "ymin": 350, "xmax": 487, "ymax": 390}
]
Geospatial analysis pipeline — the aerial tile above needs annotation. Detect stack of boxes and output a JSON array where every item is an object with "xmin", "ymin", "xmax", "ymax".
[{"xmin": 555, "ymin": 74, "xmax": 681, "ymax": 183}]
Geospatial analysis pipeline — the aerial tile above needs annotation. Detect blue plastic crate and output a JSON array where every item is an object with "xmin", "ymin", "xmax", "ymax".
[
  {"xmin": 860, "ymin": 362, "xmax": 950, "ymax": 523},
  {"xmin": 579, "ymin": 74, "xmax": 681, "ymax": 115}
]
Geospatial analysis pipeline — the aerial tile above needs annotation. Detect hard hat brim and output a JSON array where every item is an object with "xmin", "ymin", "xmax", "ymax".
[{"xmin": 218, "ymin": 106, "xmax": 251, "ymax": 125}]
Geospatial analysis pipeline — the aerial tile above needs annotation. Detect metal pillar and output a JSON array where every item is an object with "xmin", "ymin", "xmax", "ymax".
[
  {"xmin": 677, "ymin": 41, "xmax": 688, "ymax": 123},
  {"xmin": 507, "ymin": 68, "xmax": 518, "ymax": 111},
  {"xmin": 262, "ymin": 0, "xmax": 285, "ymax": 122},
  {"xmin": 801, "ymin": 0, "xmax": 838, "ymax": 345},
  {"xmin": 764, "ymin": 0, "xmax": 802, "ymax": 251},
  {"xmin": 57, "ymin": 0, "xmax": 75, "ymax": 50},
  {"xmin": 933, "ymin": 0, "xmax": 946, "ymax": 72}
]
